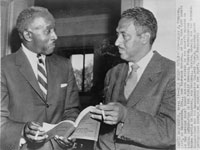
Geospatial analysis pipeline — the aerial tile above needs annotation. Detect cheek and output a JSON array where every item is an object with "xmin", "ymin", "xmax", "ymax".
[
  {"xmin": 37, "ymin": 40, "xmax": 45, "ymax": 49},
  {"xmin": 39, "ymin": 38, "xmax": 50, "ymax": 48},
  {"xmin": 33, "ymin": 35, "xmax": 47, "ymax": 45},
  {"xmin": 41, "ymin": 36, "xmax": 49, "ymax": 43},
  {"xmin": 124, "ymin": 40, "xmax": 134, "ymax": 51},
  {"xmin": 36, "ymin": 33, "xmax": 49, "ymax": 42}
]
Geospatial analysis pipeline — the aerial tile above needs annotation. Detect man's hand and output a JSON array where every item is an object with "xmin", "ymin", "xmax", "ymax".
[
  {"xmin": 54, "ymin": 135, "xmax": 75, "ymax": 149},
  {"xmin": 24, "ymin": 122, "xmax": 48, "ymax": 143},
  {"xmin": 90, "ymin": 102, "xmax": 127, "ymax": 125}
]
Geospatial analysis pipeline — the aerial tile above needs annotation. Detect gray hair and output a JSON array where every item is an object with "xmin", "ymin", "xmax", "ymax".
[{"xmin": 16, "ymin": 6, "xmax": 54, "ymax": 34}]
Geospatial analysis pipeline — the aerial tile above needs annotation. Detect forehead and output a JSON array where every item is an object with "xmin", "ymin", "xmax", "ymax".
[
  {"xmin": 29, "ymin": 14, "xmax": 55, "ymax": 30},
  {"xmin": 116, "ymin": 18, "xmax": 135, "ymax": 33}
]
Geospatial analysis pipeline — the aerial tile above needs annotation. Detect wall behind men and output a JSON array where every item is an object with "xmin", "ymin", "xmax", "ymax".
[{"xmin": 143, "ymin": 0, "xmax": 176, "ymax": 61}]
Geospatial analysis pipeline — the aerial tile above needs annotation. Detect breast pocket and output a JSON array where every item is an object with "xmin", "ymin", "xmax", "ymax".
[{"xmin": 60, "ymin": 83, "xmax": 68, "ymax": 88}]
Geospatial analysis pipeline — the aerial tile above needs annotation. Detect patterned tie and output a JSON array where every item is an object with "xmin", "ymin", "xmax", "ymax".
[
  {"xmin": 37, "ymin": 54, "xmax": 47, "ymax": 100},
  {"xmin": 124, "ymin": 63, "xmax": 139, "ymax": 99}
]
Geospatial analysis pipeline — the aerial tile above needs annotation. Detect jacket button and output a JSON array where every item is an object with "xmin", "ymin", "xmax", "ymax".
[{"xmin": 46, "ymin": 104, "xmax": 49, "ymax": 108}]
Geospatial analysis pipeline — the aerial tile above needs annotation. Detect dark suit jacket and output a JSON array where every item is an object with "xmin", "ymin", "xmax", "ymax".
[
  {"xmin": 1, "ymin": 48, "xmax": 80, "ymax": 150},
  {"xmin": 96, "ymin": 51, "xmax": 175, "ymax": 150}
]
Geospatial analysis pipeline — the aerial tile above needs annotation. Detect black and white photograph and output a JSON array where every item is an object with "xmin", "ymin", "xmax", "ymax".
[{"xmin": 0, "ymin": 0, "xmax": 199, "ymax": 150}]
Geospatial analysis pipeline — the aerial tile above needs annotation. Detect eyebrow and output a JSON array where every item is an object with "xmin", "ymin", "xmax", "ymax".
[
  {"xmin": 117, "ymin": 31, "xmax": 126, "ymax": 35},
  {"xmin": 48, "ymin": 23, "xmax": 55, "ymax": 29},
  {"xmin": 33, "ymin": 25, "xmax": 43, "ymax": 30}
]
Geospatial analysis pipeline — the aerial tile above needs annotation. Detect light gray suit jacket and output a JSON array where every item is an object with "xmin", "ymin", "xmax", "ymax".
[
  {"xmin": 1, "ymin": 48, "xmax": 80, "ymax": 150},
  {"xmin": 96, "ymin": 51, "xmax": 175, "ymax": 150}
]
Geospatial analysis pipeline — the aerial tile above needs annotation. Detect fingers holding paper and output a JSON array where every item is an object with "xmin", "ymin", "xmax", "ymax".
[
  {"xmin": 54, "ymin": 135, "xmax": 75, "ymax": 149},
  {"xmin": 24, "ymin": 122, "xmax": 48, "ymax": 143},
  {"xmin": 90, "ymin": 102, "xmax": 127, "ymax": 125}
]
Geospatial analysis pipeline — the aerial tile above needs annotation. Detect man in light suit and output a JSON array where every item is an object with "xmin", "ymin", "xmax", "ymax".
[
  {"xmin": 1, "ymin": 6, "xmax": 80, "ymax": 150},
  {"xmin": 91, "ymin": 7, "xmax": 175, "ymax": 150}
]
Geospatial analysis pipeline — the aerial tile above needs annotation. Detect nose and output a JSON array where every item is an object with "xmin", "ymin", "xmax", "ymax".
[
  {"xmin": 52, "ymin": 30, "xmax": 58, "ymax": 41},
  {"xmin": 115, "ymin": 34, "xmax": 121, "ymax": 47}
]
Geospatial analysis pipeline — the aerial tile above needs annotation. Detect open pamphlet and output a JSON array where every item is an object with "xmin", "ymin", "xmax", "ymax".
[{"xmin": 42, "ymin": 106, "xmax": 101, "ymax": 141}]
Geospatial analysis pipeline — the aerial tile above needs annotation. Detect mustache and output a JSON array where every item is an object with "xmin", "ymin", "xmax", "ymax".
[
  {"xmin": 117, "ymin": 46, "xmax": 124, "ymax": 50},
  {"xmin": 50, "ymin": 41, "xmax": 56, "ymax": 45}
]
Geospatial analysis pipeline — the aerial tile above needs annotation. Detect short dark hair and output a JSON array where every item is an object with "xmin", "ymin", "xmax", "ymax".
[
  {"xmin": 16, "ymin": 6, "xmax": 54, "ymax": 35},
  {"xmin": 121, "ymin": 7, "xmax": 157, "ymax": 45}
]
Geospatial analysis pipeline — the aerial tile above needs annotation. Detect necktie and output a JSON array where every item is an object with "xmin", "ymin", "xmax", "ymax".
[
  {"xmin": 37, "ymin": 54, "xmax": 47, "ymax": 100},
  {"xmin": 124, "ymin": 63, "xmax": 139, "ymax": 99}
]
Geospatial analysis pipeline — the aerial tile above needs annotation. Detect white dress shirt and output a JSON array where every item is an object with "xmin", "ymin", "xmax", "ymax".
[
  {"xmin": 128, "ymin": 50, "xmax": 154, "ymax": 83},
  {"xmin": 22, "ymin": 44, "xmax": 46, "ymax": 79}
]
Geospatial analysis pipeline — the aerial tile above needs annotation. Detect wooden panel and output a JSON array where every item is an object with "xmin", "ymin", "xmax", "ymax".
[{"xmin": 55, "ymin": 14, "xmax": 112, "ymax": 37}]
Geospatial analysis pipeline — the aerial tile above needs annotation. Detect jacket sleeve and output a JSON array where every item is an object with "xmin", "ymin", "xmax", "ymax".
[
  {"xmin": 1, "ymin": 68, "xmax": 25, "ymax": 150},
  {"xmin": 116, "ymin": 77, "xmax": 175, "ymax": 148}
]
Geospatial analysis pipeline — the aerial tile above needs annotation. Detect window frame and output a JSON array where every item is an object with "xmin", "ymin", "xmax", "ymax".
[{"xmin": 55, "ymin": 47, "xmax": 94, "ymax": 95}]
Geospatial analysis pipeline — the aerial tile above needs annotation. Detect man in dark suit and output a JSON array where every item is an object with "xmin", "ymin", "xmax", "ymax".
[
  {"xmin": 1, "ymin": 6, "xmax": 80, "ymax": 150},
  {"xmin": 91, "ymin": 7, "xmax": 175, "ymax": 150}
]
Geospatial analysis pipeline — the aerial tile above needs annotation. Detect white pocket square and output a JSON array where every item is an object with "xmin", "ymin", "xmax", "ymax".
[{"xmin": 60, "ymin": 83, "xmax": 68, "ymax": 88}]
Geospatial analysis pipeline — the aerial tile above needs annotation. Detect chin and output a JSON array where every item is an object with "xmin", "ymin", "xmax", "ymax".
[
  {"xmin": 44, "ymin": 49, "xmax": 54, "ymax": 55},
  {"xmin": 120, "ymin": 54, "xmax": 128, "ymax": 61}
]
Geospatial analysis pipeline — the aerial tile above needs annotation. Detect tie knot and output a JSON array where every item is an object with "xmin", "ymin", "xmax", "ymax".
[
  {"xmin": 37, "ymin": 54, "xmax": 41, "ymax": 58},
  {"xmin": 37, "ymin": 54, "xmax": 44, "ymax": 64},
  {"xmin": 131, "ymin": 63, "xmax": 139, "ymax": 72}
]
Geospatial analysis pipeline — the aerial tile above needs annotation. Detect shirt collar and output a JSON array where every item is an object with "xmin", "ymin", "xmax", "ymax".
[
  {"xmin": 128, "ymin": 62, "xmax": 134, "ymax": 73},
  {"xmin": 22, "ymin": 44, "xmax": 37, "ymax": 58},
  {"xmin": 128, "ymin": 50, "xmax": 153, "ymax": 68}
]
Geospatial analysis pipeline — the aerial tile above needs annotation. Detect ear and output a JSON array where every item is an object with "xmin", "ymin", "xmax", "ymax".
[
  {"xmin": 22, "ymin": 30, "xmax": 32, "ymax": 42},
  {"xmin": 140, "ymin": 32, "xmax": 151, "ymax": 44}
]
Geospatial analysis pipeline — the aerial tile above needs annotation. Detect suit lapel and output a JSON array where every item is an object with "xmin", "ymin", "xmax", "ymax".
[
  {"xmin": 110, "ymin": 63, "xmax": 128, "ymax": 103},
  {"xmin": 45, "ymin": 55, "xmax": 59, "ymax": 102},
  {"xmin": 127, "ymin": 52, "xmax": 162, "ymax": 107},
  {"xmin": 15, "ymin": 49, "xmax": 46, "ymax": 102}
]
